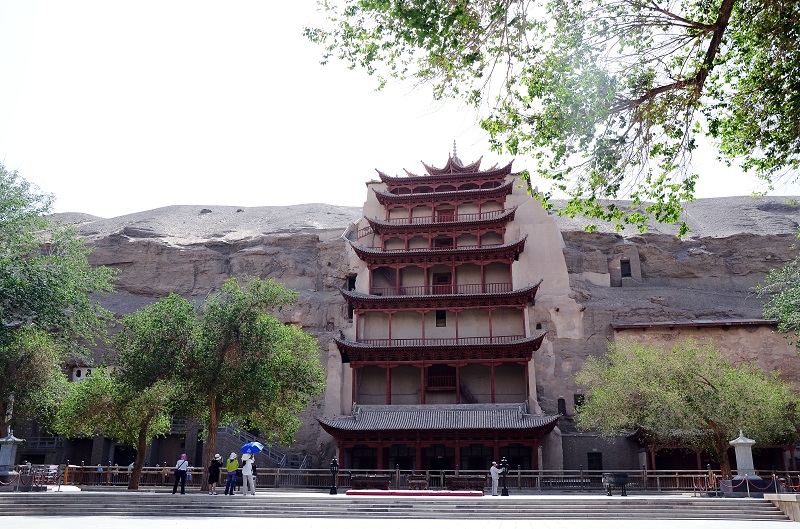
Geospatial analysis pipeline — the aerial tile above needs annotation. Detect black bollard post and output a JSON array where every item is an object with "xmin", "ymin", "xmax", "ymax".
[
  {"xmin": 330, "ymin": 458, "xmax": 339, "ymax": 495},
  {"xmin": 500, "ymin": 457, "xmax": 509, "ymax": 496}
]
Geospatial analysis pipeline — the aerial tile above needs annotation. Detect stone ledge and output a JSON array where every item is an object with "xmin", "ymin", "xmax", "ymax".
[{"xmin": 764, "ymin": 493, "xmax": 800, "ymax": 521}]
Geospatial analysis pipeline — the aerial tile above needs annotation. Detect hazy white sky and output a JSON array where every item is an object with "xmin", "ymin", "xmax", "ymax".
[{"xmin": 0, "ymin": 1, "xmax": 792, "ymax": 218}]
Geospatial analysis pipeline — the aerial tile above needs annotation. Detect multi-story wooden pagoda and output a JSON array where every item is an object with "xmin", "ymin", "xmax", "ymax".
[{"xmin": 319, "ymin": 151, "xmax": 559, "ymax": 471}]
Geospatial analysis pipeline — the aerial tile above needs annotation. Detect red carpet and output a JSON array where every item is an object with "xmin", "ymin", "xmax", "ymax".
[{"xmin": 344, "ymin": 490, "xmax": 484, "ymax": 497}]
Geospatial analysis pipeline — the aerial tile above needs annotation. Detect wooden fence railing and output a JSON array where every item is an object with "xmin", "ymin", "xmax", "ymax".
[{"xmin": 22, "ymin": 465, "xmax": 800, "ymax": 493}]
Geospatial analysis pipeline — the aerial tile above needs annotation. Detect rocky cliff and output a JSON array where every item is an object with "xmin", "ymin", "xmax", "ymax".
[{"xmin": 55, "ymin": 196, "xmax": 800, "ymax": 465}]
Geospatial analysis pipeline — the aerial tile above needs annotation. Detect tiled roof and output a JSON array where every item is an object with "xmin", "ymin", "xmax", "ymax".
[{"xmin": 318, "ymin": 403, "xmax": 559, "ymax": 432}]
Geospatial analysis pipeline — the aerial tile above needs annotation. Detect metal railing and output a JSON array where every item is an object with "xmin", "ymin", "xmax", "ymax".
[
  {"xmin": 370, "ymin": 282, "xmax": 512, "ymax": 296},
  {"xmin": 217, "ymin": 425, "xmax": 288, "ymax": 468},
  {"xmin": 41, "ymin": 466, "xmax": 799, "ymax": 494}
]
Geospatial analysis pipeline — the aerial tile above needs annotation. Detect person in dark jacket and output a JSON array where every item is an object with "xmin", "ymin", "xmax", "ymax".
[{"xmin": 207, "ymin": 453, "xmax": 222, "ymax": 495}]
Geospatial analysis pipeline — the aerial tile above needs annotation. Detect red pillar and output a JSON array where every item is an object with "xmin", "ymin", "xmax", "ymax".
[
  {"xmin": 456, "ymin": 365, "xmax": 461, "ymax": 404},
  {"xmin": 420, "ymin": 365, "xmax": 426, "ymax": 404},
  {"xmin": 352, "ymin": 367, "xmax": 357, "ymax": 404},
  {"xmin": 386, "ymin": 366, "xmax": 392, "ymax": 405},
  {"xmin": 395, "ymin": 267, "xmax": 400, "ymax": 295},
  {"xmin": 490, "ymin": 364, "xmax": 496, "ymax": 403}
]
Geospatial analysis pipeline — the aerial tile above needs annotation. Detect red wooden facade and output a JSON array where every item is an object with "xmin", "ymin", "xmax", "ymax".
[{"xmin": 321, "ymin": 153, "xmax": 557, "ymax": 471}]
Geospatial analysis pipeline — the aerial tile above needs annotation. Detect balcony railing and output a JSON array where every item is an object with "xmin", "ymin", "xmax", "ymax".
[
  {"xmin": 370, "ymin": 282, "xmax": 512, "ymax": 296},
  {"xmin": 358, "ymin": 335, "xmax": 525, "ymax": 347},
  {"xmin": 381, "ymin": 209, "xmax": 510, "ymax": 226},
  {"xmin": 41, "ymin": 465, "xmax": 796, "ymax": 495}
]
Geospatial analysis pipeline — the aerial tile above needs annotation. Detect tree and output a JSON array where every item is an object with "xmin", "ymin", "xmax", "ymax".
[
  {"xmin": 755, "ymin": 242, "xmax": 800, "ymax": 350},
  {"xmin": 306, "ymin": 0, "xmax": 800, "ymax": 235},
  {"xmin": 55, "ymin": 294, "xmax": 198, "ymax": 489},
  {"xmin": 187, "ymin": 277, "xmax": 326, "ymax": 488},
  {"xmin": 0, "ymin": 163, "xmax": 116, "ymax": 437},
  {"xmin": 575, "ymin": 340, "xmax": 800, "ymax": 477},
  {"xmin": 54, "ymin": 370, "xmax": 174, "ymax": 488}
]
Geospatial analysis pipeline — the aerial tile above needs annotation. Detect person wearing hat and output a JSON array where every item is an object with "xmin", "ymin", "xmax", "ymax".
[
  {"xmin": 224, "ymin": 452, "xmax": 239, "ymax": 495},
  {"xmin": 488, "ymin": 461, "xmax": 503, "ymax": 496},
  {"xmin": 207, "ymin": 453, "xmax": 223, "ymax": 495},
  {"xmin": 241, "ymin": 453, "xmax": 256, "ymax": 496}
]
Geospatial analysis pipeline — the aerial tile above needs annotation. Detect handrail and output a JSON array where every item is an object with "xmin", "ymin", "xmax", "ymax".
[
  {"xmin": 381, "ymin": 209, "xmax": 511, "ymax": 226},
  {"xmin": 370, "ymin": 282, "xmax": 512, "ymax": 296},
  {"xmin": 48, "ymin": 465, "xmax": 793, "ymax": 493},
  {"xmin": 358, "ymin": 335, "xmax": 525, "ymax": 347},
  {"xmin": 217, "ymin": 425, "xmax": 288, "ymax": 468}
]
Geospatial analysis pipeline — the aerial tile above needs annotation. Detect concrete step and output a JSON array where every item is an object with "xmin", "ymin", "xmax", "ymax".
[{"xmin": 0, "ymin": 493, "xmax": 789, "ymax": 521}]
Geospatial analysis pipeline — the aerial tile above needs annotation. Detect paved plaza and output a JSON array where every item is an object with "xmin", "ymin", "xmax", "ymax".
[
  {"xmin": 0, "ymin": 515, "xmax": 791, "ymax": 529},
  {"xmin": 0, "ymin": 489, "xmax": 793, "ymax": 528}
]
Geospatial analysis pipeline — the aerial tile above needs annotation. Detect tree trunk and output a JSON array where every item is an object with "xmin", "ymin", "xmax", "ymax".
[
  {"xmin": 200, "ymin": 393, "xmax": 222, "ymax": 492},
  {"xmin": 0, "ymin": 399, "xmax": 8, "ymax": 438},
  {"xmin": 128, "ymin": 422, "xmax": 150, "ymax": 490}
]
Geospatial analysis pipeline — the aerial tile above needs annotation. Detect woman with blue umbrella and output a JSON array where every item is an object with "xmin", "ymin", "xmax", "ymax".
[{"xmin": 240, "ymin": 442, "xmax": 262, "ymax": 496}]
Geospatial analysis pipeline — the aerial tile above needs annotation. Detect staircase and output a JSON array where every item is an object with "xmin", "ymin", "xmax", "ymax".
[
  {"xmin": 0, "ymin": 493, "xmax": 790, "ymax": 520},
  {"xmin": 216, "ymin": 426, "xmax": 307, "ymax": 469}
]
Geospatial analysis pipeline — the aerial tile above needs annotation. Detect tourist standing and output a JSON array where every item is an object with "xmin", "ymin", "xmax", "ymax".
[
  {"xmin": 172, "ymin": 454, "xmax": 189, "ymax": 495},
  {"xmin": 207, "ymin": 453, "xmax": 222, "ymax": 495},
  {"xmin": 489, "ymin": 461, "xmax": 503, "ymax": 496},
  {"xmin": 241, "ymin": 453, "xmax": 255, "ymax": 496},
  {"xmin": 224, "ymin": 452, "xmax": 238, "ymax": 495}
]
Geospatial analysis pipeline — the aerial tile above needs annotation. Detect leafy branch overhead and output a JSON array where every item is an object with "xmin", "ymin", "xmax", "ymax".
[{"xmin": 306, "ymin": 0, "xmax": 800, "ymax": 235}]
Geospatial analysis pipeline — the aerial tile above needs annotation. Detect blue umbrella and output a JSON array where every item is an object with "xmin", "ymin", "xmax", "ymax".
[{"xmin": 241, "ymin": 442, "xmax": 264, "ymax": 454}]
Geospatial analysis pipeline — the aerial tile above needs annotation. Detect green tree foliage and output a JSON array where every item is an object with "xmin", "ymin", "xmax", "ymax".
[
  {"xmin": 306, "ymin": 0, "xmax": 800, "ymax": 235},
  {"xmin": 575, "ymin": 340, "xmax": 800, "ymax": 477},
  {"xmin": 755, "ymin": 243, "xmax": 800, "ymax": 350},
  {"xmin": 54, "ymin": 369, "xmax": 173, "ymax": 488},
  {"xmin": 0, "ymin": 163, "xmax": 116, "ymax": 437},
  {"xmin": 55, "ymin": 294, "xmax": 198, "ymax": 489},
  {"xmin": 189, "ymin": 277, "xmax": 326, "ymax": 486}
]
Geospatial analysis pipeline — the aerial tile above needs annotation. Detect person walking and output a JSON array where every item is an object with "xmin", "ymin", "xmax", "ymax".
[
  {"xmin": 241, "ymin": 453, "xmax": 255, "ymax": 496},
  {"xmin": 224, "ymin": 452, "xmax": 238, "ymax": 495},
  {"xmin": 172, "ymin": 454, "xmax": 189, "ymax": 495},
  {"xmin": 489, "ymin": 461, "xmax": 503, "ymax": 496},
  {"xmin": 207, "ymin": 454, "xmax": 222, "ymax": 495}
]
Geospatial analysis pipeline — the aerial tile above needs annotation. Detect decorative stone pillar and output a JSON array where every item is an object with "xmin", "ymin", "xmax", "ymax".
[
  {"xmin": 0, "ymin": 432, "xmax": 24, "ymax": 491},
  {"xmin": 730, "ymin": 430, "xmax": 756, "ymax": 479}
]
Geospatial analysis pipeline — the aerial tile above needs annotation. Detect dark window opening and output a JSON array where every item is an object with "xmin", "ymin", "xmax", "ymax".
[
  {"xmin": 557, "ymin": 397, "xmax": 566, "ymax": 415},
  {"xmin": 620, "ymin": 259, "xmax": 632, "ymax": 278},
  {"xmin": 427, "ymin": 365, "xmax": 456, "ymax": 389},
  {"xmin": 535, "ymin": 323, "xmax": 542, "ymax": 330},
  {"xmin": 587, "ymin": 452, "xmax": 603, "ymax": 471},
  {"xmin": 435, "ymin": 310, "xmax": 447, "ymax": 327},
  {"xmin": 346, "ymin": 274, "xmax": 357, "ymax": 291},
  {"xmin": 433, "ymin": 236, "xmax": 453, "ymax": 248},
  {"xmin": 347, "ymin": 304, "xmax": 354, "ymax": 321}
]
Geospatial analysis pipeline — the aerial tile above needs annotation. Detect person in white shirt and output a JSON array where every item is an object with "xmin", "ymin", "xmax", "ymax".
[
  {"xmin": 489, "ymin": 461, "xmax": 503, "ymax": 496},
  {"xmin": 172, "ymin": 454, "xmax": 189, "ymax": 495},
  {"xmin": 241, "ymin": 453, "xmax": 255, "ymax": 496}
]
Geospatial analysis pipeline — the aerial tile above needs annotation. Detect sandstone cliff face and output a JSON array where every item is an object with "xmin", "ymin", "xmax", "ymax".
[{"xmin": 56, "ymin": 197, "xmax": 800, "ymax": 466}]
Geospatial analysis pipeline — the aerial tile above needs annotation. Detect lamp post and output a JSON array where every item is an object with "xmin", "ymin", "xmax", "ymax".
[
  {"xmin": 330, "ymin": 458, "xmax": 339, "ymax": 495},
  {"xmin": 500, "ymin": 456, "xmax": 509, "ymax": 496}
]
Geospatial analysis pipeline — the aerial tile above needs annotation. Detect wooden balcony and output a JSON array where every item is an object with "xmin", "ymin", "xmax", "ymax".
[
  {"xmin": 370, "ymin": 282, "xmax": 512, "ymax": 296},
  {"xmin": 357, "ymin": 335, "xmax": 525, "ymax": 347},
  {"xmin": 381, "ymin": 209, "xmax": 511, "ymax": 226}
]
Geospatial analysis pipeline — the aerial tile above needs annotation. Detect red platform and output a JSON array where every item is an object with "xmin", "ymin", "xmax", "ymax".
[{"xmin": 345, "ymin": 489, "xmax": 484, "ymax": 497}]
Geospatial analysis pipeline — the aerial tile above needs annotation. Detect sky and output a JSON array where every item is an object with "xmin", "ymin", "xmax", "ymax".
[{"xmin": 0, "ymin": 1, "xmax": 794, "ymax": 219}]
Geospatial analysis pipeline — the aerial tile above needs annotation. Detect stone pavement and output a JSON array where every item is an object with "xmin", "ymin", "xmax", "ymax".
[
  {"xmin": 0, "ymin": 516, "xmax": 790, "ymax": 529},
  {"xmin": 0, "ymin": 489, "xmax": 793, "ymax": 528}
]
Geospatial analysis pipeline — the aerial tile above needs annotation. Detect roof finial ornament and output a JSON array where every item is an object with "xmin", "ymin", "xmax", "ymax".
[{"xmin": 452, "ymin": 140, "xmax": 457, "ymax": 158}]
